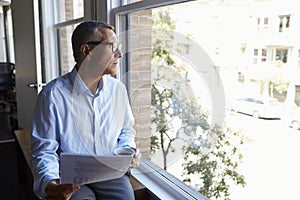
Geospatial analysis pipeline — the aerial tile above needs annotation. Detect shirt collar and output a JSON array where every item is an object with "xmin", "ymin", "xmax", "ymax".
[{"xmin": 70, "ymin": 67, "xmax": 104, "ymax": 96}]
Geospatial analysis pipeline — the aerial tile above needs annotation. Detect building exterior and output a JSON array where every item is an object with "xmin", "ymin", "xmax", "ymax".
[{"xmin": 210, "ymin": 0, "xmax": 300, "ymax": 105}]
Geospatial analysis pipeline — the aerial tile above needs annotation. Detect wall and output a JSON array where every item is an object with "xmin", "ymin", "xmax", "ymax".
[{"xmin": 129, "ymin": 10, "xmax": 152, "ymax": 158}]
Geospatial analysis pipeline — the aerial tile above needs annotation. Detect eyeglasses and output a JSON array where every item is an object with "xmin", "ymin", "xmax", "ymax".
[{"xmin": 85, "ymin": 41, "xmax": 121, "ymax": 53}]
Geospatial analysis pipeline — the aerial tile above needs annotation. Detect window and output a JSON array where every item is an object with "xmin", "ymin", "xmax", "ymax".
[
  {"xmin": 37, "ymin": 0, "xmax": 300, "ymax": 199},
  {"xmin": 261, "ymin": 48, "xmax": 267, "ymax": 62},
  {"xmin": 298, "ymin": 49, "xmax": 300, "ymax": 68},
  {"xmin": 279, "ymin": 15, "xmax": 290, "ymax": 32},
  {"xmin": 295, "ymin": 86, "xmax": 300, "ymax": 106},
  {"xmin": 4, "ymin": 7, "xmax": 14, "ymax": 63},
  {"xmin": 54, "ymin": 0, "xmax": 84, "ymax": 23},
  {"xmin": 53, "ymin": 0, "xmax": 84, "ymax": 75},
  {"xmin": 41, "ymin": 0, "xmax": 91, "ymax": 82},
  {"xmin": 56, "ymin": 24, "xmax": 77, "ymax": 75},
  {"xmin": 253, "ymin": 49, "xmax": 258, "ymax": 64},
  {"xmin": 0, "ymin": 5, "xmax": 14, "ymax": 62},
  {"xmin": 113, "ymin": 0, "xmax": 246, "ymax": 198},
  {"xmin": 253, "ymin": 48, "xmax": 267, "ymax": 63},
  {"xmin": 257, "ymin": 16, "xmax": 269, "ymax": 31},
  {"xmin": 264, "ymin": 17, "xmax": 268, "ymax": 26},
  {"xmin": 0, "ymin": 6, "xmax": 6, "ymax": 61},
  {"xmin": 112, "ymin": 1, "xmax": 300, "ymax": 199},
  {"xmin": 115, "ymin": 0, "xmax": 220, "ymax": 170},
  {"xmin": 276, "ymin": 48, "xmax": 288, "ymax": 63},
  {"xmin": 40, "ymin": 1, "xmax": 208, "ymax": 198}
]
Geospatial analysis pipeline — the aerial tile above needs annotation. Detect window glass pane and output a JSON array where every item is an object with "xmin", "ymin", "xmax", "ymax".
[
  {"xmin": 5, "ymin": 8, "xmax": 14, "ymax": 63},
  {"xmin": 0, "ymin": 7, "xmax": 6, "ymax": 61},
  {"xmin": 254, "ymin": 49, "xmax": 258, "ymax": 56},
  {"xmin": 261, "ymin": 49, "xmax": 266, "ymax": 56},
  {"xmin": 264, "ymin": 17, "xmax": 268, "ymax": 25},
  {"xmin": 117, "ymin": 0, "xmax": 300, "ymax": 199},
  {"xmin": 126, "ymin": 0, "xmax": 144, "ymax": 4},
  {"xmin": 286, "ymin": 15, "xmax": 290, "ymax": 28},
  {"xmin": 122, "ymin": 0, "xmax": 236, "ymax": 197},
  {"xmin": 253, "ymin": 57, "xmax": 257, "ymax": 64},
  {"xmin": 278, "ymin": 15, "xmax": 290, "ymax": 32},
  {"xmin": 261, "ymin": 49, "xmax": 267, "ymax": 62},
  {"xmin": 276, "ymin": 48, "xmax": 288, "ymax": 63},
  {"xmin": 0, "ymin": 6, "xmax": 13, "ymax": 62},
  {"xmin": 58, "ymin": 24, "xmax": 77, "ymax": 74},
  {"xmin": 55, "ymin": 0, "xmax": 84, "ymax": 23}
]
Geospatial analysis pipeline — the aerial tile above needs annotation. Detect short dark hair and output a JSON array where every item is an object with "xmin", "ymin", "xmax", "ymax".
[{"xmin": 71, "ymin": 20, "xmax": 114, "ymax": 63}]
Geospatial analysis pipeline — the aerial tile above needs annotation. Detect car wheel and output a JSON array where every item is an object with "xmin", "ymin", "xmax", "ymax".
[
  {"xmin": 291, "ymin": 121, "xmax": 300, "ymax": 130},
  {"xmin": 253, "ymin": 111, "xmax": 260, "ymax": 118}
]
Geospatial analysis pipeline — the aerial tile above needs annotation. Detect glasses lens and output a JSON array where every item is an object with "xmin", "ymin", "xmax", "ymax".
[{"xmin": 113, "ymin": 42, "xmax": 121, "ymax": 52}]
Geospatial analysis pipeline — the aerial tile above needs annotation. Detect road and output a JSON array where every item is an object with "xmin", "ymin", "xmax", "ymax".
[{"xmin": 226, "ymin": 111, "xmax": 300, "ymax": 200}]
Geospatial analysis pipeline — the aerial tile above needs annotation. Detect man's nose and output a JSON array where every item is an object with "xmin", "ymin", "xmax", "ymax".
[{"xmin": 114, "ymin": 48, "xmax": 123, "ymax": 58}]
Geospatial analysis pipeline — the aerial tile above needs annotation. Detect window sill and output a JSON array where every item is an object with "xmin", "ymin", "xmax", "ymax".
[{"xmin": 131, "ymin": 157, "xmax": 208, "ymax": 200}]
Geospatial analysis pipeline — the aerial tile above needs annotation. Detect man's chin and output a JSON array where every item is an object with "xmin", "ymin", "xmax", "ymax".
[{"xmin": 105, "ymin": 65, "xmax": 118, "ymax": 75}]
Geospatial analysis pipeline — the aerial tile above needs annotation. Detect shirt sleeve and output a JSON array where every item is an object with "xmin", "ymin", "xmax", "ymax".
[
  {"xmin": 30, "ymin": 91, "xmax": 60, "ymax": 199},
  {"xmin": 116, "ymin": 83, "xmax": 137, "ymax": 149}
]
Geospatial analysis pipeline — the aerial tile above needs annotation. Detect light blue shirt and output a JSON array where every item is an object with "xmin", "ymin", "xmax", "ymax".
[{"xmin": 30, "ymin": 67, "xmax": 136, "ymax": 199}]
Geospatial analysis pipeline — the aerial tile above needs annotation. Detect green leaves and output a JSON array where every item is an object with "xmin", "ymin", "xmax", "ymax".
[{"xmin": 182, "ymin": 126, "xmax": 247, "ymax": 199}]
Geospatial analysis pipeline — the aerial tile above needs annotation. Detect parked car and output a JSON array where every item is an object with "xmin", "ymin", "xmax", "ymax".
[
  {"xmin": 282, "ymin": 107, "xmax": 300, "ymax": 130},
  {"xmin": 229, "ymin": 96, "xmax": 283, "ymax": 119}
]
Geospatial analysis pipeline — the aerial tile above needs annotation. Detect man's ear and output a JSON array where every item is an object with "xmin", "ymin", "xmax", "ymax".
[{"xmin": 80, "ymin": 44, "xmax": 90, "ymax": 56}]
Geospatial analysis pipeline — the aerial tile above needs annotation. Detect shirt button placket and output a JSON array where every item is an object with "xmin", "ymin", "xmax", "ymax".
[{"xmin": 92, "ymin": 97, "xmax": 100, "ymax": 154}]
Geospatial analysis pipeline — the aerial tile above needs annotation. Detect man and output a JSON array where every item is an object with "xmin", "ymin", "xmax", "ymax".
[{"xmin": 30, "ymin": 20, "xmax": 141, "ymax": 200}]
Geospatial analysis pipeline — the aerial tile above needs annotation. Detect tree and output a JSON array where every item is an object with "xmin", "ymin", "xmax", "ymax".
[
  {"xmin": 150, "ymin": 8, "xmax": 181, "ymax": 170},
  {"xmin": 150, "ymin": 8, "xmax": 247, "ymax": 199},
  {"xmin": 182, "ymin": 125, "xmax": 247, "ymax": 200},
  {"xmin": 151, "ymin": 8, "xmax": 207, "ymax": 170},
  {"xmin": 151, "ymin": 85, "xmax": 176, "ymax": 170}
]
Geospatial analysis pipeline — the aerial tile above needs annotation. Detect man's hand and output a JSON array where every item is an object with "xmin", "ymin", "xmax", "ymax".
[
  {"xmin": 130, "ymin": 148, "xmax": 142, "ymax": 168},
  {"xmin": 46, "ymin": 179, "xmax": 80, "ymax": 200}
]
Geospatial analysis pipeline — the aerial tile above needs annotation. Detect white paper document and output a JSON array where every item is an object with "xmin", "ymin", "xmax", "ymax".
[{"xmin": 60, "ymin": 153, "xmax": 133, "ymax": 185}]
